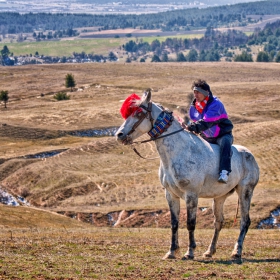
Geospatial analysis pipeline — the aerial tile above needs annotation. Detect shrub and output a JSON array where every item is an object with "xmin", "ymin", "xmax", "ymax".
[{"xmin": 54, "ymin": 92, "xmax": 70, "ymax": 101}]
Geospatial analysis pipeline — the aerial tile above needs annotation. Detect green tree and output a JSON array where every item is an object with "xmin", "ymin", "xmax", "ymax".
[
  {"xmin": 0, "ymin": 45, "xmax": 10, "ymax": 65},
  {"xmin": 187, "ymin": 49, "xmax": 198, "ymax": 62},
  {"xmin": 0, "ymin": 90, "xmax": 9, "ymax": 108},
  {"xmin": 176, "ymin": 52, "xmax": 186, "ymax": 62},
  {"xmin": 151, "ymin": 39, "xmax": 161, "ymax": 51},
  {"xmin": 275, "ymin": 51, "xmax": 280, "ymax": 62},
  {"xmin": 151, "ymin": 54, "xmax": 161, "ymax": 62},
  {"xmin": 161, "ymin": 53, "xmax": 168, "ymax": 62},
  {"xmin": 256, "ymin": 51, "xmax": 270, "ymax": 62},
  {"xmin": 275, "ymin": 28, "xmax": 280, "ymax": 37},
  {"xmin": 65, "ymin": 73, "xmax": 76, "ymax": 92},
  {"xmin": 108, "ymin": 51, "xmax": 118, "ymax": 61},
  {"xmin": 234, "ymin": 51, "xmax": 253, "ymax": 62},
  {"xmin": 1, "ymin": 45, "xmax": 10, "ymax": 58}
]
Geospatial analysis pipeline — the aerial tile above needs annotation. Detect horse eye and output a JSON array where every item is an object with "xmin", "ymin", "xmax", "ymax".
[{"xmin": 133, "ymin": 109, "xmax": 143, "ymax": 118}]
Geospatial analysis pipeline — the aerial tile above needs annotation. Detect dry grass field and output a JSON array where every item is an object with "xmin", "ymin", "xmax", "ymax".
[
  {"xmin": 0, "ymin": 227, "xmax": 279, "ymax": 279},
  {"xmin": 1, "ymin": 62, "xmax": 280, "ymax": 225},
  {"xmin": 0, "ymin": 61, "xmax": 280, "ymax": 279}
]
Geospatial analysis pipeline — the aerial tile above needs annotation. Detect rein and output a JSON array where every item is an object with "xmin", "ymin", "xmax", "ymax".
[
  {"xmin": 131, "ymin": 127, "xmax": 185, "ymax": 160},
  {"xmin": 133, "ymin": 127, "xmax": 185, "ymax": 144},
  {"xmin": 129, "ymin": 102, "xmax": 185, "ymax": 160}
]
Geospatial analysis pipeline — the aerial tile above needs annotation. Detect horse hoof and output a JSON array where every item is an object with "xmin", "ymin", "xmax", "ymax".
[
  {"xmin": 182, "ymin": 255, "xmax": 194, "ymax": 260},
  {"xmin": 203, "ymin": 252, "xmax": 212, "ymax": 258},
  {"xmin": 231, "ymin": 253, "xmax": 241, "ymax": 260},
  {"xmin": 162, "ymin": 253, "xmax": 176, "ymax": 260}
]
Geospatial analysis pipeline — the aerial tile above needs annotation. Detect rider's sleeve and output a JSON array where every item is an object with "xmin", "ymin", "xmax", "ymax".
[
  {"xmin": 188, "ymin": 101, "xmax": 228, "ymax": 133},
  {"xmin": 187, "ymin": 119, "xmax": 215, "ymax": 133}
]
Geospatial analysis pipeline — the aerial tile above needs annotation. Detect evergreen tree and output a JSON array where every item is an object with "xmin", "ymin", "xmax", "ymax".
[
  {"xmin": 199, "ymin": 50, "xmax": 206, "ymax": 61},
  {"xmin": 151, "ymin": 54, "xmax": 161, "ymax": 62},
  {"xmin": 161, "ymin": 53, "xmax": 168, "ymax": 62},
  {"xmin": 256, "ymin": 51, "xmax": 270, "ymax": 62},
  {"xmin": 275, "ymin": 51, "xmax": 280, "ymax": 62},
  {"xmin": 176, "ymin": 52, "xmax": 186, "ymax": 62},
  {"xmin": 187, "ymin": 49, "xmax": 198, "ymax": 62},
  {"xmin": 0, "ymin": 90, "xmax": 9, "ymax": 108},
  {"xmin": 234, "ymin": 51, "xmax": 253, "ymax": 62},
  {"xmin": 1, "ymin": 45, "xmax": 10, "ymax": 58},
  {"xmin": 108, "ymin": 51, "xmax": 118, "ymax": 61},
  {"xmin": 65, "ymin": 73, "xmax": 76, "ymax": 92}
]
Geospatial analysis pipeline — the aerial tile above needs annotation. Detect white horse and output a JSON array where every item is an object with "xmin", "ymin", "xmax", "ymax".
[{"xmin": 116, "ymin": 90, "xmax": 259, "ymax": 260}]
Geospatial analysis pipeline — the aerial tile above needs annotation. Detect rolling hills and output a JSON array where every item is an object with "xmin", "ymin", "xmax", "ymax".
[{"xmin": 0, "ymin": 61, "xmax": 279, "ymax": 229}]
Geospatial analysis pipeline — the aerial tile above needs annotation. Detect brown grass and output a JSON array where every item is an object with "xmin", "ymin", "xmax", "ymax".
[
  {"xmin": 0, "ymin": 227, "xmax": 279, "ymax": 279},
  {"xmin": 0, "ymin": 205, "xmax": 88, "ymax": 229},
  {"xmin": 0, "ymin": 62, "xmax": 280, "ymax": 229}
]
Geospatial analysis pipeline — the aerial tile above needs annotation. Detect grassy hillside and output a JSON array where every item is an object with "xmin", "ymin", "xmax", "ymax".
[
  {"xmin": 0, "ymin": 205, "xmax": 90, "ymax": 229},
  {"xmin": 0, "ymin": 38, "xmax": 125, "ymax": 57},
  {"xmin": 0, "ymin": 62, "xmax": 279, "ymax": 229},
  {"xmin": 0, "ymin": 33, "xmax": 203, "ymax": 56}
]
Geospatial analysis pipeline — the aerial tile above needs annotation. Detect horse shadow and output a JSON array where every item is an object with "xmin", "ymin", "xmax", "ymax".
[{"xmin": 195, "ymin": 258, "xmax": 280, "ymax": 265}]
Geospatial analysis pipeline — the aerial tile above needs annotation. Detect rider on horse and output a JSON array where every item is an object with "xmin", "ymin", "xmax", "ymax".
[{"xmin": 185, "ymin": 79, "xmax": 234, "ymax": 183}]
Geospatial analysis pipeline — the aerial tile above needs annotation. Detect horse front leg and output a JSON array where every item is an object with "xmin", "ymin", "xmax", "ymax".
[
  {"xmin": 162, "ymin": 190, "xmax": 180, "ymax": 260},
  {"xmin": 182, "ymin": 192, "xmax": 198, "ymax": 260}
]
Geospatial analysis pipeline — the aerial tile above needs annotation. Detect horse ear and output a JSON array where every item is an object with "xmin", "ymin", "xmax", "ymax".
[{"xmin": 142, "ymin": 88, "xmax": 152, "ymax": 105}]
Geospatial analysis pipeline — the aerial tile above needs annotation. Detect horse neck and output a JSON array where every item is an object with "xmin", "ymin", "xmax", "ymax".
[{"xmin": 153, "ymin": 114, "xmax": 194, "ymax": 161}]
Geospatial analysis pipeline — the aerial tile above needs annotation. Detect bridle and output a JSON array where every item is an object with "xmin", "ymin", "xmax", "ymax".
[
  {"xmin": 126, "ymin": 102, "xmax": 154, "ymax": 138},
  {"xmin": 124, "ymin": 101, "xmax": 184, "ymax": 160}
]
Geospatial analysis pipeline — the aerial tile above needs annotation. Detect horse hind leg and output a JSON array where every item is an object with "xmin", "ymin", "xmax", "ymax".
[
  {"xmin": 231, "ymin": 183, "xmax": 255, "ymax": 259},
  {"xmin": 203, "ymin": 190, "xmax": 234, "ymax": 258}
]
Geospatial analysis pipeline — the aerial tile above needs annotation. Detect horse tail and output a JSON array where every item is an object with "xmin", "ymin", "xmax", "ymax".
[
  {"xmin": 232, "ymin": 198, "xmax": 239, "ymax": 227},
  {"xmin": 240, "ymin": 149, "xmax": 260, "ymax": 188}
]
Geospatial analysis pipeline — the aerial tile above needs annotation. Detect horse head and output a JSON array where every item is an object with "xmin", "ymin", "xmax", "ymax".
[{"xmin": 116, "ymin": 89, "xmax": 162, "ymax": 145}]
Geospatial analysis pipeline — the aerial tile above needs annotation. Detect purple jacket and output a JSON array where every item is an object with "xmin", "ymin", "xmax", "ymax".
[{"xmin": 188, "ymin": 94, "xmax": 233, "ymax": 140}]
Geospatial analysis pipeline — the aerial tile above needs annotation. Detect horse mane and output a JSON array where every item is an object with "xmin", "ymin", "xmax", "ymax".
[{"xmin": 120, "ymin": 93, "xmax": 141, "ymax": 119}]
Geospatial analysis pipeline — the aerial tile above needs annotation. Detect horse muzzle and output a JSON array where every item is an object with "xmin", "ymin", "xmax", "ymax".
[{"xmin": 116, "ymin": 132, "xmax": 132, "ymax": 145}]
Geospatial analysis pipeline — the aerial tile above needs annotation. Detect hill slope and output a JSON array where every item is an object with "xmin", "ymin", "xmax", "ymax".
[{"xmin": 0, "ymin": 62, "xmax": 279, "ymax": 228}]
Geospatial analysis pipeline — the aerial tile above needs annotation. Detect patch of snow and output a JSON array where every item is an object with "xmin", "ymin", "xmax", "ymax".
[
  {"xmin": 258, "ymin": 208, "xmax": 280, "ymax": 229},
  {"xmin": 23, "ymin": 149, "xmax": 67, "ymax": 159},
  {"xmin": 0, "ymin": 187, "xmax": 30, "ymax": 206}
]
